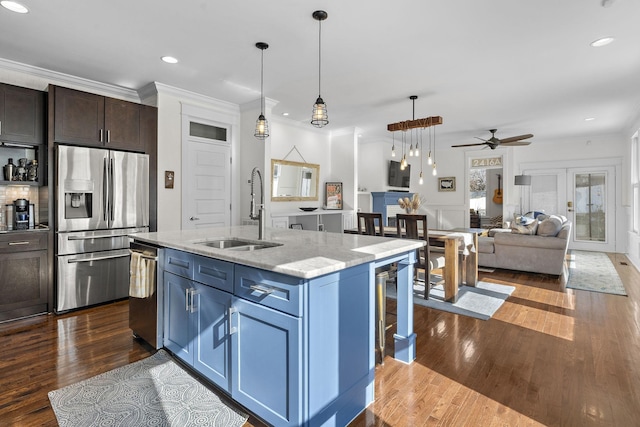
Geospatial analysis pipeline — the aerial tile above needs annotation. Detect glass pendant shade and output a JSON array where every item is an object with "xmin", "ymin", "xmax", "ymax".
[
  {"xmin": 311, "ymin": 97, "xmax": 329, "ymax": 128},
  {"xmin": 254, "ymin": 114, "xmax": 269, "ymax": 139},
  {"xmin": 419, "ymin": 171, "xmax": 424, "ymax": 185}
]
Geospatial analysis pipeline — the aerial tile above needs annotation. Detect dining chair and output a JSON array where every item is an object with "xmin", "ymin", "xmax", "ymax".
[
  {"xmin": 356, "ymin": 212, "xmax": 384, "ymax": 236},
  {"xmin": 357, "ymin": 212, "xmax": 387, "ymax": 364},
  {"xmin": 395, "ymin": 214, "xmax": 445, "ymax": 299}
]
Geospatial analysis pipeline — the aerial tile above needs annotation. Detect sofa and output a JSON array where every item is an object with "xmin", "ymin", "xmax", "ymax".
[{"xmin": 477, "ymin": 214, "xmax": 572, "ymax": 276}]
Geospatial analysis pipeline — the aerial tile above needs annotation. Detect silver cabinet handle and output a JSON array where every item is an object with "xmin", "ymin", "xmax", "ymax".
[
  {"xmin": 229, "ymin": 307, "xmax": 237, "ymax": 335},
  {"xmin": 190, "ymin": 217, "xmax": 200, "ymax": 221},
  {"xmin": 68, "ymin": 234, "xmax": 129, "ymax": 241},
  {"xmin": 185, "ymin": 288, "xmax": 190, "ymax": 312},
  {"xmin": 8, "ymin": 241, "xmax": 30, "ymax": 246},
  {"xmin": 99, "ymin": 129, "xmax": 103, "ymax": 142},
  {"xmin": 249, "ymin": 284, "xmax": 274, "ymax": 295},
  {"xmin": 106, "ymin": 129, "xmax": 111, "ymax": 143}
]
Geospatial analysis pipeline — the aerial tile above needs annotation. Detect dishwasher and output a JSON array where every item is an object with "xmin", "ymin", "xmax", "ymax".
[{"xmin": 129, "ymin": 241, "xmax": 163, "ymax": 349}]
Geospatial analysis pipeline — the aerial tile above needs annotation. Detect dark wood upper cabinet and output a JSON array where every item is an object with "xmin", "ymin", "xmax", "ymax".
[
  {"xmin": 53, "ymin": 86, "xmax": 143, "ymax": 152},
  {"xmin": 0, "ymin": 83, "xmax": 45, "ymax": 146}
]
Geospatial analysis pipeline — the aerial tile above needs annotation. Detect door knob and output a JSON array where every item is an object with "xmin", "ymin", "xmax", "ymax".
[{"xmin": 190, "ymin": 216, "xmax": 200, "ymax": 221}]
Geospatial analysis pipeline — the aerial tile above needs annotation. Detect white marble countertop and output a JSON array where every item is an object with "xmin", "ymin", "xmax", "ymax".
[{"xmin": 131, "ymin": 225, "xmax": 424, "ymax": 279}]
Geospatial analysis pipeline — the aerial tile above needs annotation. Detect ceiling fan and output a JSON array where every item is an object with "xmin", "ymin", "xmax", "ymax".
[{"xmin": 452, "ymin": 129, "xmax": 533, "ymax": 150}]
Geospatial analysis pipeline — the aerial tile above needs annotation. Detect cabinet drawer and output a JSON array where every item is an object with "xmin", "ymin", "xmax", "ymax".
[
  {"xmin": 194, "ymin": 255, "xmax": 234, "ymax": 293},
  {"xmin": 234, "ymin": 266, "xmax": 304, "ymax": 317},
  {"xmin": 0, "ymin": 232, "xmax": 47, "ymax": 253},
  {"xmin": 164, "ymin": 249, "xmax": 195, "ymax": 279}
]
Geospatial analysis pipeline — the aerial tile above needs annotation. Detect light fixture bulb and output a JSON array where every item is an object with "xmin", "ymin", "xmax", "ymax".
[
  {"xmin": 254, "ymin": 114, "xmax": 269, "ymax": 140},
  {"xmin": 432, "ymin": 163, "xmax": 437, "ymax": 176},
  {"xmin": 311, "ymin": 97, "xmax": 329, "ymax": 127},
  {"xmin": 414, "ymin": 146, "xmax": 419, "ymax": 157},
  {"xmin": 427, "ymin": 151, "xmax": 433, "ymax": 165},
  {"xmin": 391, "ymin": 145, "xmax": 396, "ymax": 157},
  {"xmin": 419, "ymin": 171, "xmax": 424, "ymax": 185},
  {"xmin": 409, "ymin": 144, "xmax": 414, "ymax": 157}
]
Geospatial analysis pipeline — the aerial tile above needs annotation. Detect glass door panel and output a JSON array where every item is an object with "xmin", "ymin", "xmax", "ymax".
[{"xmin": 573, "ymin": 173, "xmax": 606, "ymax": 242}]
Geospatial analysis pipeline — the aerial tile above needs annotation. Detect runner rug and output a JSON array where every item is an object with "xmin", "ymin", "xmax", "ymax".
[
  {"xmin": 566, "ymin": 250, "xmax": 627, "ymax": 295},
  {"xmin": 48, "ymin": 350, "xmax": 248, "ymax": 427}
]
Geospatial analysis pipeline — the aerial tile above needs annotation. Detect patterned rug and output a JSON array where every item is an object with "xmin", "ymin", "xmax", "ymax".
[
  {"xmin": 566, "ymin": 251, "xmax": 627, "ymax": 295},
  {"xmin": 48, "ymin": 350, "xmax": 248, "ymax": 427},
  {"xmin": 386, "ymin": 280, "xmax": 515, "ymax": 320}
]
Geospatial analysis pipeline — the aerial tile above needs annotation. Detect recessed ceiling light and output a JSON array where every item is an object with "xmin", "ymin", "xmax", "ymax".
[
  {"xmin": 282, "ymin": 112, "xmax": 289, "ymax": 116},
  {"xmin": 161, "ymin": 56, "xmax": 178, "ymax": 64},
  {"xmin": 1, "ymin": 1, "xmax": 29, "ymax": 13},
  {"xmin": 585, "ymin": 117, "xmax": 596, "ymax": 121},
  {"xmin": 590, "ymin": 37, "xmax": 615, "ymax": 47}
]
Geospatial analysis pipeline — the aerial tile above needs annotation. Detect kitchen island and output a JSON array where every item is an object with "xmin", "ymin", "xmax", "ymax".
[{"xmin": 131, "ymin": 225, "xmax": 423, "ymax": 427}]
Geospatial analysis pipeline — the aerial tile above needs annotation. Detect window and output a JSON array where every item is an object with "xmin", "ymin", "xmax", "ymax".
[{"xmin": 189, "ymin": 122, "xmax": 227, "ymax": 142}]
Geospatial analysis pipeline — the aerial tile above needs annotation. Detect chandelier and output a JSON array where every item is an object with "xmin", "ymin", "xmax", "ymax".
[{"xmin": 388, "ymin": 95, "xmax": 443, "ymax": 179}]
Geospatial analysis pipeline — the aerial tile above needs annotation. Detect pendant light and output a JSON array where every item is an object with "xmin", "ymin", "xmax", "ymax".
[
  {"xmin": 254, "ymin": 42, "xmax": 270, "ymax": 140},
  {"xmin": 391, "ymin": 132, "xmax": 396, "ymax": 157},
  {"xmin": 431, "ymin": 125, "xmax": 438, "ymax": 176},
  {"xmin": 311, "ymin": 10, "xmax": 329, "ymax": 127}
]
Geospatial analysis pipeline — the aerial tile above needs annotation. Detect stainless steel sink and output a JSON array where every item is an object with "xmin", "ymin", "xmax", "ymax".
[{"xmin": 194, "ymin": 238, "xmax": 282, "ymax": 251}]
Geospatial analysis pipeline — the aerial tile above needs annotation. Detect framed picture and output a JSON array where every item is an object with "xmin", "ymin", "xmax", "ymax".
[
  {"xmin": 438, "ymin": 176, "xmax": 456, "ymax": 192},
  {"xmin": 325, "ymin": 182, "xmax": 343, "ymax": 210}
]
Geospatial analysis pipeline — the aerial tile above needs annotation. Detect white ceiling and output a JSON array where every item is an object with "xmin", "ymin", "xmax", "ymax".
[{"xmin": 2, "ymin": 0, "xmax": 640, "ymax": 146}]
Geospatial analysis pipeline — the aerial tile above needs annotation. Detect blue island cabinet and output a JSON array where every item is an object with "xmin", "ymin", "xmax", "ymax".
[{"xmin": 162, "ymin": 248, "xmax": 374, "ymax": 427}]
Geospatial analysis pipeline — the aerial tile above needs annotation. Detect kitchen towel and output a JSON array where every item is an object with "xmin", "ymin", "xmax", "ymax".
[{"xmin": 129, "ymin": 252, "xmax": 149, "ymax": 298}]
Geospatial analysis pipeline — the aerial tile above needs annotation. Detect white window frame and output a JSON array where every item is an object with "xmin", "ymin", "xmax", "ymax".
[{"xmin": 632, "ymin": 130, "xmax": 640, "ymax": 234}]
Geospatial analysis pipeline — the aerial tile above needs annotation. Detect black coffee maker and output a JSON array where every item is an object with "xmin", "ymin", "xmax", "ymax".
[{"xmin": 13, "ymin": 199, "xmax": 29, "ymax": 230}]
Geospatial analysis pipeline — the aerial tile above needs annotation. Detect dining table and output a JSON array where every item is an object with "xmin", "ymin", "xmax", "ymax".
[{"xmin": 344, "ymin": 226, "xmax": 477, "ymax": 302}]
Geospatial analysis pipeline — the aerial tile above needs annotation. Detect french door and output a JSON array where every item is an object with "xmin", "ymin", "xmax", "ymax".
[{"xmin": 523, "ymin": 166, "xmax": 615, "ymax": 252}]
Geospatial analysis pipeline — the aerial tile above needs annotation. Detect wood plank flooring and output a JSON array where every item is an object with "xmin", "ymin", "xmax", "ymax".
[{"xmin": 0, "ymin": 253, "xmax": 638, "ymax": 426}]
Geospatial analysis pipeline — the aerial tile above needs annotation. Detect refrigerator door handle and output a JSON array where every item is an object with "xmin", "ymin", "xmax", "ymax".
[
  {"xmin": 103, "ymin": 157, "xmax": 108, "ymax": 222},
  {"xmin": 110, "ymin": 157, "xmax": 115, "ymax": 222}
]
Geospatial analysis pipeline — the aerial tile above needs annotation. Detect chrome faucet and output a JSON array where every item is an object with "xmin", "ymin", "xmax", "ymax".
[{"xmin": 250, "ymin": 167, "xmax": 266, "ymax": 240}]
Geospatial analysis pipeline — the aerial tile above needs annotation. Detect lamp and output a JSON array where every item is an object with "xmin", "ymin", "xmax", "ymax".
[
  {"xmin": 311, "ymin": 10, "xmax": 329, "ymax": 128},
  {"xmin": 254, "ymin": 42, "xmax": 270, "ymax": 140},
  {"xmin": 514, "ymin": 174, "xmax": 532, "ymax": 215}
]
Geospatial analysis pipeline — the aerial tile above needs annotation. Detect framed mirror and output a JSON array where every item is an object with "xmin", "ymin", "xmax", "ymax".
[{"xmin": 271, "ymin": 159, "xmax": 320, "ymax": 201}]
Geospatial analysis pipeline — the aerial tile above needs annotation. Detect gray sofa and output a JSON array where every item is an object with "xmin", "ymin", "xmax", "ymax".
[{"xmin": 477, "ymin": 215, "xmax": 572, "ymax": 276}]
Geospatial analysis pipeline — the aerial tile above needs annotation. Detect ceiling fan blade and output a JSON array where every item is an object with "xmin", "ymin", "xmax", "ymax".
[
  {"xmin": 451, "ymin": 142, "xmax": 488, "ymax": 148},
  {"xmin": 499, "ymin": 134, "xmax": 534, "ymax": 144},
  {"xmin": 474, "ymin": 136, "xmax": 490, "ymax": 142},
  {"xmin": 501, "ymin": 140, "xmax": 531, "ymax": 146}
]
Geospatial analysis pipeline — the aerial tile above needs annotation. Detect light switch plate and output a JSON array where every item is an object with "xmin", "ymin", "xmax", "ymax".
[{"xmin": 165, "ymin": 171, "xmax": 175, "ymax": 189}]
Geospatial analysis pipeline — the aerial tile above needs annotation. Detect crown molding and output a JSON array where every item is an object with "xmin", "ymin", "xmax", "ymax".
[
  {"xmin": 0, "ymin": 57, "xmax": 140, "ymax": 102},
  {"xmin": 152, "ymin": 81, "xmax": 240, "ymax": 113}
]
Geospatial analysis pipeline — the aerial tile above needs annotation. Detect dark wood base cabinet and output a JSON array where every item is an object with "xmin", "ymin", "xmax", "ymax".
[{"xmin": 0, "ymin": 232, "xmax": 48, "ymax": 323}]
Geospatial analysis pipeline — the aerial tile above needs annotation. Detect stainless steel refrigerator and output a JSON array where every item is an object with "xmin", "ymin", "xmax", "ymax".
[{"xmin": 55, "ymin": 145, "xmax": 149, "ymax": 312}]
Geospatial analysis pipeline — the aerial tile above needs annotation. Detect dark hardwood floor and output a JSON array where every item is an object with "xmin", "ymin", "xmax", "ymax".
[{"xmin": 1, "ymin": 253, "xmax": 638, "ymax": 426}]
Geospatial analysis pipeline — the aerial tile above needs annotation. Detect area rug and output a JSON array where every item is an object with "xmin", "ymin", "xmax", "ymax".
[
  {"xmin": 48, "ymin": 350, "xmax": 248, "ymax": 427},
  {"xmin": 566, "ymin": 250, "xmax": 627, "ymax": 296},
  {"xmin": 386, "ymin": 280, "xmax": 515, "ymax": 320}
]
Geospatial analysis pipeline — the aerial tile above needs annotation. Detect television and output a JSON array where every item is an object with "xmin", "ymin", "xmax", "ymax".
[{"xmin": 388, "ymin": 160, "xmax": 411, "ymax": 188}]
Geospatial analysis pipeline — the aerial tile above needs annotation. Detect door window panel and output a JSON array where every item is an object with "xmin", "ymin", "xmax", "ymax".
[{"xmin": 574, "ymin": 173, "xmax": 606, "ymax": 242}]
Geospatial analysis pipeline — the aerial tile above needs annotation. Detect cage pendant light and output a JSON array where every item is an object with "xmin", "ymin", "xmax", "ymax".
[
  {"xmin": 254, "ymin": 42, "xmax": 270, "ymax": 140},
  {"xmin": 311, "ymin": 10, "xmax": 329, "ymax": 128}
]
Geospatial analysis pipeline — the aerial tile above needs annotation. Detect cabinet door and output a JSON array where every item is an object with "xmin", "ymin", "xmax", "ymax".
[
  {"xmin": 0, "ymin": 250, "xmax": 48, "ymax": 322},
  {"xmin": 231, "ymin": 298, "xmax": 302, "ymax": 427},
  {"xmin": 54, "ymin": 86, "xmax": 104, "ymax": 146},
  {"xmin": 163, "ymin": 272, "xmax": 193, "ymax": 361},
  {"xmin": 192, "ymin": 283, "xmax": 232, "ymax": 392},
  {"xmin": 0, "ymin": 83, "xmax": 45, "ymax": 145},
  {"xmin": 104, "ymin": 97, "xmax": 142, "ymax": 151}
]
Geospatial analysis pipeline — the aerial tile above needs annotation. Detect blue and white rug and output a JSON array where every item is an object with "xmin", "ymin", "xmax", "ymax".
[
  {"xmin": 387, "ymin": 280, "xmax": 515, "ymax": 320},
  {"xmin": 566, "ymin": 251, "xmax": 627, "ymax": 296},
  {"xmin": 48, "ymin": 350, "xmax": 248, "ymax": 427}
]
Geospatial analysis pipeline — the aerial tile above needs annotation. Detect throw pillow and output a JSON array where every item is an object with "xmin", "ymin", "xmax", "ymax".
[
  {"xmin": 511, "ymin": 218, "xmax": 538, "ymax": 235},
  {"xmin": 536, "ymin": 216, "xmax": 563, "ymax": 236},
  {"xmin": 513, "ymin": 213, "xmax": 535, "ymax": 226}
]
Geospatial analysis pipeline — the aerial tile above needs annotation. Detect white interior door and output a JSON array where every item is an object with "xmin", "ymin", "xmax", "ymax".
[
  {"xmin": 523, "ymin": 166, "xmax": 615, "ymax": 252},
  {"xmin": 182, "ymin": 140, "xmax": 231, "ymax": 229}
]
